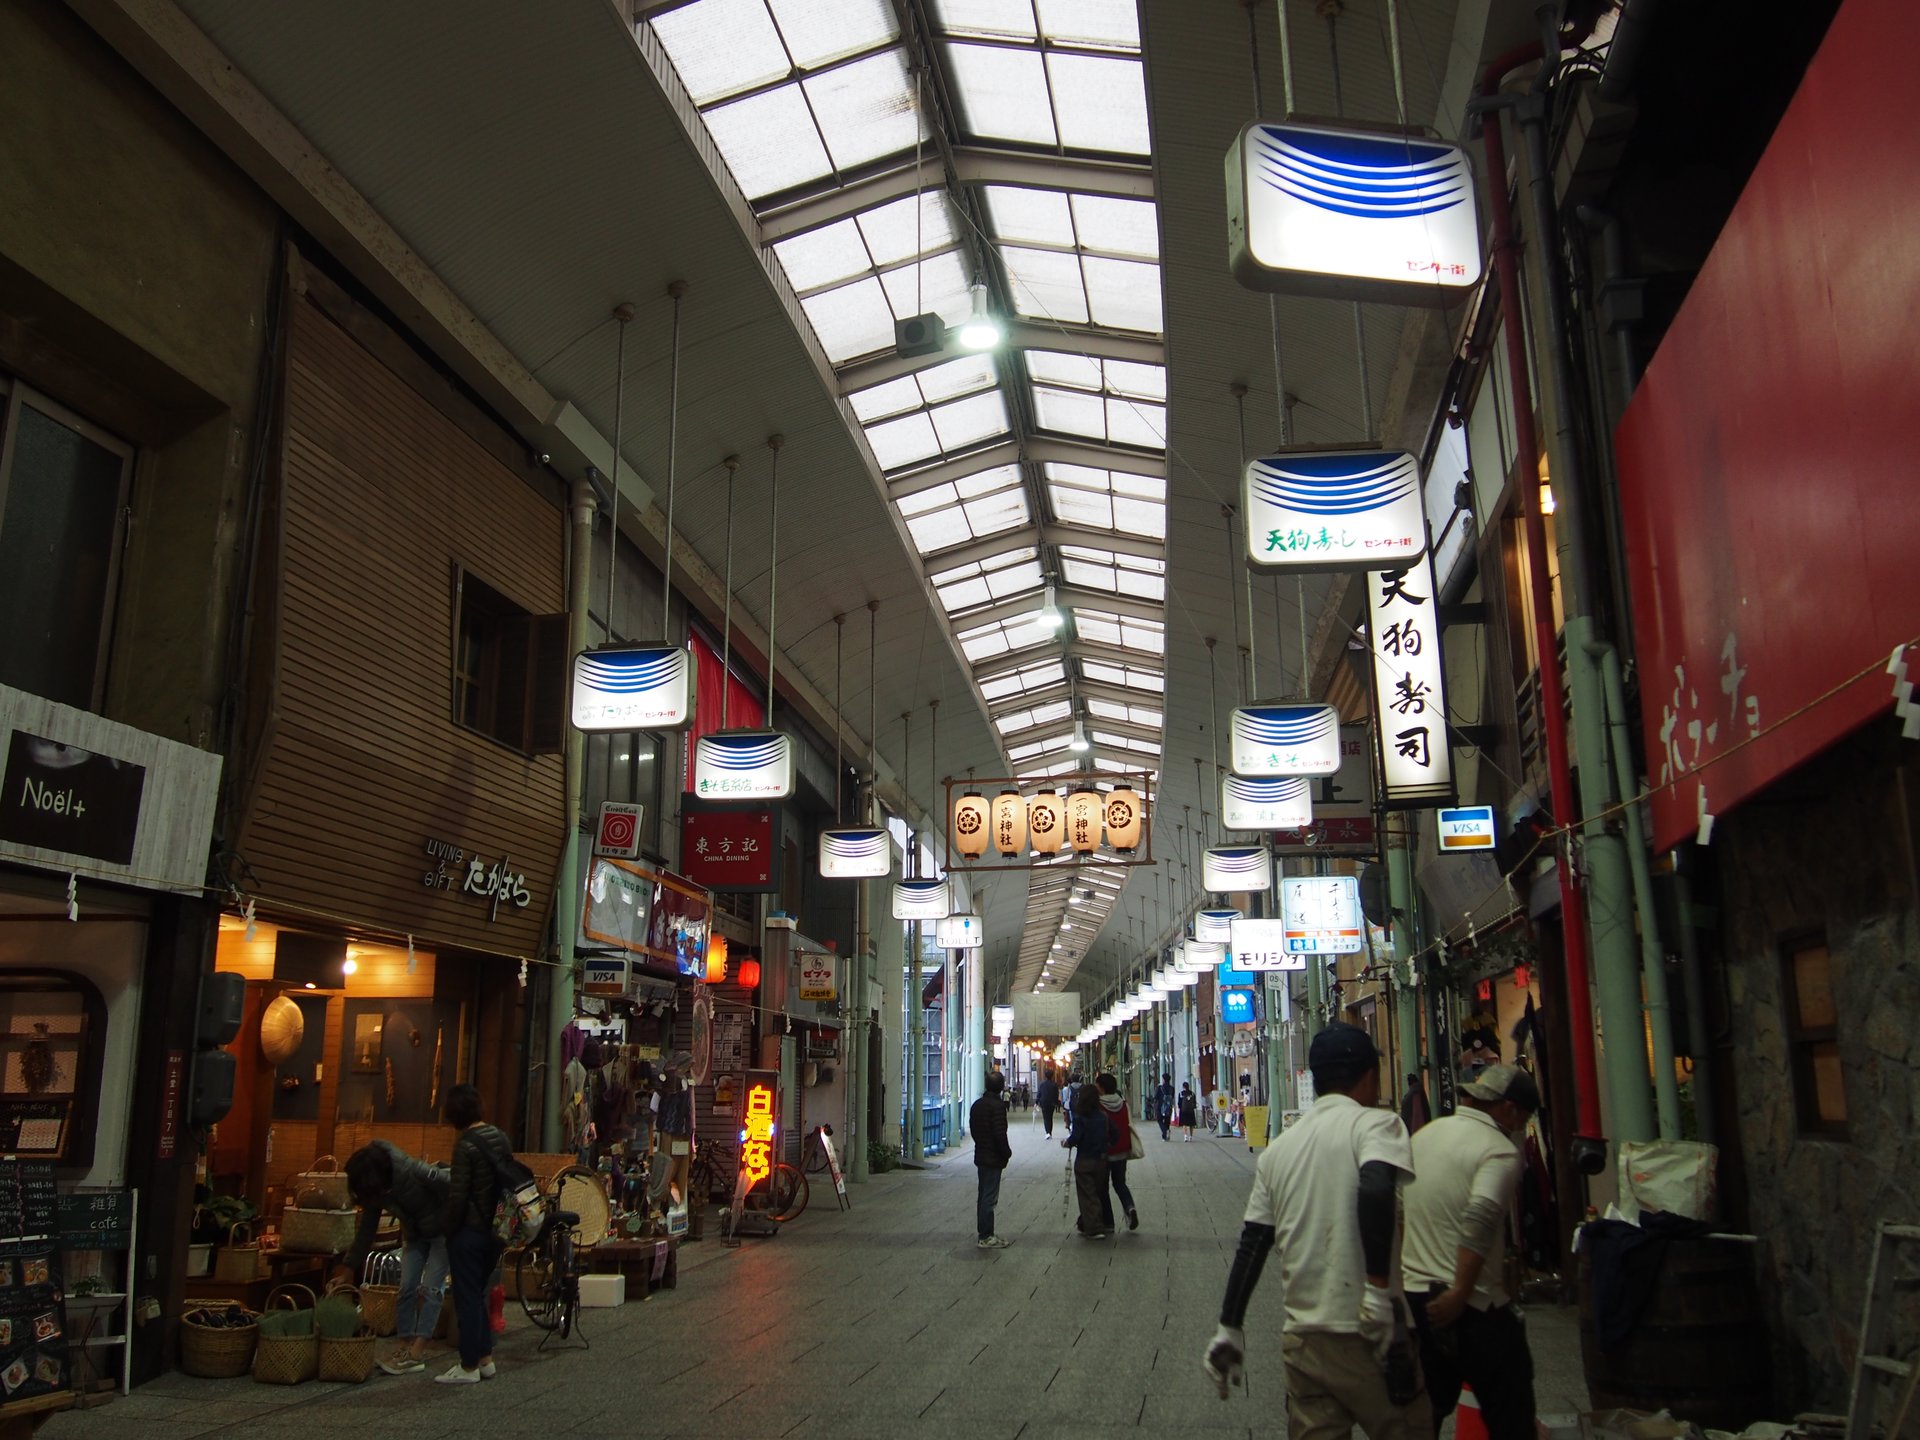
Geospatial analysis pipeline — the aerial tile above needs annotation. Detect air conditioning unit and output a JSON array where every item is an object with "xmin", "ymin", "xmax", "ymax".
[{"xmin": 894, "ymin": 313, "xmax": 946, "ymax": 358}]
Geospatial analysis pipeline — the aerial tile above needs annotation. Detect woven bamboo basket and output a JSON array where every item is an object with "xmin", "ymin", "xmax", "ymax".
[
  {"xmin": 280, "ymin": 1206, "xmax": 358, "ymax": 1255},
  {"xmin": 292, "ymin": 1154, "xmax": 351, "ymax": 1209},
  {"xmin": 359, "ymin": 1249, "xmax": 401, "ymax": 1336},
  {"xmin": 251, "ymin": 1285, "xmax": 317, "ymax": 1386},
  {"xmin": 179, "ymin": 1305, "xmax": 258, "ymax": 1379},
  {"xmin": 316, "ymin": 1283, "xmax": 376, "ymax": 1383},
  {"xmin": 214, "ymin": 1221, "xmax": 266, "ymax": 1283}
]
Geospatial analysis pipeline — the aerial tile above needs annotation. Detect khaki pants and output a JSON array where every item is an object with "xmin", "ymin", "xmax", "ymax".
[{"xmin": 1281, "ymin": 1331, "xmax": 1433, "ymax": 1440}]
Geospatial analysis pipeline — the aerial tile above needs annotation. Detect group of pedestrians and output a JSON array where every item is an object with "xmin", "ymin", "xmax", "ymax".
[{"xmin": 1201, "ymin": 1022, "xmax": 1541, "ymax": 1440}]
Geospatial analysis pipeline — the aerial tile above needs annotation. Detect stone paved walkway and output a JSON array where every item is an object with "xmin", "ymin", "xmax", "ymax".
[{"xmin": 52, "ymin": 1109, "xmax": 1588, "ymax": 1439}]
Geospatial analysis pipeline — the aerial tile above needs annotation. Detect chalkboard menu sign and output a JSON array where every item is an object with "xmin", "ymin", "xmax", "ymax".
[
  {"xmin": 0, "ymin": 1242, "xmax": 66, "ymax": 1405},
  {"xmin": 0, "ymin": 1161, "xmax": 56, "ymax": 1243},
  {"xmin": 57, "ymin": 1191, "xmax": 130, "ymax": 1251}
]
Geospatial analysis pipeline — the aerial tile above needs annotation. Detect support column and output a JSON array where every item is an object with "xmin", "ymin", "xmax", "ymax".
[
  {"xmin": 545, "ymin": 477, "xmax": 596, "ymax": 1149},
  {"xmin": 846, "ymin": 854, "xmax": 871, "ymax": 1182},
  {"xmin": 1387, "ymin": 824, "xmax": 1424, "ymax": 1099}
]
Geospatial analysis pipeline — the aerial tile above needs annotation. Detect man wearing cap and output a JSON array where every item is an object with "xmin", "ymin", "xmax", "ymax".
[
  {"xmin": 1401, "ymin": 1063, "xmax": 1541, "ymax": 1440},
  {"xmin": 1202, "ymin": 1022, "xmax": 1430, "ymax": 1437}
]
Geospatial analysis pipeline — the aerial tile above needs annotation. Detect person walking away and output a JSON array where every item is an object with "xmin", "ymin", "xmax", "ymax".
[
  {"xmin": 1062, "ymin": 1084, "xmax": 1110, "ymax": 1239},
  {"xmin": 438, "ymin": 1084, "xmax": 514, "ymax": 1385},
  {"xmin": 1178, "ymin": 1083, "xmax": 1199, "ymax": 1141},
  {"xmin": 1400, "ymin": 1073, "xmax": 1432, "ymax": 1136},
  {"xmin": 1402, "ymin": 1064, "xmax": 1541, "ymax": 1440},
  {"xmin": 1201, "ymin": 1023, "xmax": 1429, "ymax": 1437},
  {"xmin": 1036, "ymin": 1069, "xmax": 1060, "ymax": 1137},
  {"xmin": 1096, "ymin": 1073, "xmax": 1140, "ymax": 1232},
  {"xmin": 338, "ymin": 1141, "xmax": 449, "ymax": 1375},
  {"xmin": 1153, "ymin": 1072, "xmax": 1176, "ymax": 1141},
  {"xmin": 1061, "ymin": 1072, "xmax": 1083, "ymax": 1139},
  {"xmin": 970, "ymin": 1071, "xmax": 1014, "ymax": 1248}
]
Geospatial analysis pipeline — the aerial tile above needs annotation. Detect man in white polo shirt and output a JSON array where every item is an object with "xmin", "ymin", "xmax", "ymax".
[
  {"xmin": 1201, "ymin": 1023, "xmax": 1431, "ymax": 1437},
  {"xmin": 1401, "ymin": 1063, "xmax": 1540, "ymax": 1440}
]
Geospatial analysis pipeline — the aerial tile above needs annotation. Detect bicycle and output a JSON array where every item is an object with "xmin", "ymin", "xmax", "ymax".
[
  {"xmin": 515, "ymin": 1170, "xmax": 597, "ymax": 1345},
  {"xmin": 692, "ymin": 1137, "xmax": 808, "ymax": 1221},
  {"xmin": 801, "ymin": 1124, "xmax": 836, "ymax": 1175}
]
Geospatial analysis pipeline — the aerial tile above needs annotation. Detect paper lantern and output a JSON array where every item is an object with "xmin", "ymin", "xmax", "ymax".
[
  {"xmin": 704, "ymin": 934, "xmax": 728, "ymax": 985},
  {"xmin": 991, "ymin": 789, "xmax": 1027, "ymax": 857},
  {"xmin": 737, "ymin": 957, "xmax": 761, "ymax": 990},
  {"xmin": 1065, "ymin": 786, "xmax": 1102, "ymax": 853},
  {"xmin": 953, "ymin": 791, "xmax": 990, "ymax": 860},
  {"xmin": 1104, "ymin": 784, "xmax": 1143, "ymax": 853},
  {"xmin": 1028, "ymin": 791, "xmax": 1064, "ymax": 855}
]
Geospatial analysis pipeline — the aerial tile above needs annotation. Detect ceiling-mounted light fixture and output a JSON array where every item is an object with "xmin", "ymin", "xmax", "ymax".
[
  {"xmin": 956, "ymin": 281, "xmax": 1003, "ymax": 352},
  {"xmin": 1037, "ymin": 582, "xmax": 1064, "ymax": 632},
  {"xmin": 1070, "ymin": 720, "xmax": 1090, "ymax": 753}
]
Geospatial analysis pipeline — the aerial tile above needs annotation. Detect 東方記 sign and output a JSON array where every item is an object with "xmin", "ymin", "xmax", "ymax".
[
  {"xmin": 693, "ymin": 730, "xmax": 793, "ymax": 802},
  {"xmin": 1364, "ymin": 554, "xmax": 1454, "ymax": 806},
  {"xmin": 1243, "ymin": 451, "xmax": 1427, "ymax": 571},
  {"xmin": 1437, "ymin": 805, "xmax": 1497, "ymax": 852},
  {"xmin": 680, "ymin": 808, "xmax": 776, "ymax": 892},
  {"xmin": 1226, "ymin": 121, "xmax": 1482, "ymax": 305},
  {"xmin": 1229, "ymin": 703, "xmax": 1342, "ymax": 776},
  {"xmin": 571, "ymin": 643, "xmax": 694, "ymax": 732}
]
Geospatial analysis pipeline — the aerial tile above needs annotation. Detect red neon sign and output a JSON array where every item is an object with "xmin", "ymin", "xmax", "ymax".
[{"xmin": 739, "ymin": 1081, "xmax": 776, "ymax": 1191}]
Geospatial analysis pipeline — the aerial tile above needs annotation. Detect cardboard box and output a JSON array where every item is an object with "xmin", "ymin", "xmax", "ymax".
[{"xmin": 578, "ymin": 1273, "xmax": 626, "ymax": 1308}]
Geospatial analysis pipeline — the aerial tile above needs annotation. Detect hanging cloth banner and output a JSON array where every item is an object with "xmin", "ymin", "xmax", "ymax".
[
  {"xmin": 1243, "ymin": 449, "xmax": 1428, "ymax": 571},
  {"xmin": 1364, "ymin": 552, "xmax": 1455, "ymax": 807},
  {"xmin": 1226, "ymin": 122, "xmax": 1482, "ymax": 305}
]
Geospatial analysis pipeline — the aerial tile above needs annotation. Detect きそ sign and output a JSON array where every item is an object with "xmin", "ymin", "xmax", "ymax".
[
  {"xmin": 1229, "ymin": 704, "xmax": 1342, "ymax": 777},
  {"xmin": 1227, "ymin": 122, "xmax": 1482, "ymax": 305},
  {"xmin": 1243, "ymin": 451, "xmax": 1428, "ymax": 571}
]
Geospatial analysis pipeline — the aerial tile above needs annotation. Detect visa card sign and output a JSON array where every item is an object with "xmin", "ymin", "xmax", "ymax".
[
  {"xmin": 1226, "ymin": 122, "xmax": 1482, "ymax": 305},
  {"xmin": 1437, "ymin": 805, "xmax": 1497, "ymax": 852}
]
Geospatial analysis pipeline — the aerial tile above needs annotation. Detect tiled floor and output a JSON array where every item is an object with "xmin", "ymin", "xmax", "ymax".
[{"xmin": 50, "ymin": 1109, "xmax": 1589, "ymax": 1439}]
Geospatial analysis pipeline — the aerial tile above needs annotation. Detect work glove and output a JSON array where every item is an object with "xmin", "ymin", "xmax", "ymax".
[
  {"xmin": 1202, "ymin": 1323, "xmax": 1246, "ymax": 1399},
  {"xmin": 1358, "ymin": 1284, "xmax": 1396, "ymax": 1362}
]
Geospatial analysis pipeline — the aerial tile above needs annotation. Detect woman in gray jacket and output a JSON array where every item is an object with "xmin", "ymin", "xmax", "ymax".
[{"xmin": 342, "ymin": 1141, "xmax": 450, "ymax": 1374}]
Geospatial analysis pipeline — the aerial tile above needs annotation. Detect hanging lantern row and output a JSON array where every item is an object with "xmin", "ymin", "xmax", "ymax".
[{"xmin": 951, "ymin": 782, "xmax": 1145, "ymax": 862}]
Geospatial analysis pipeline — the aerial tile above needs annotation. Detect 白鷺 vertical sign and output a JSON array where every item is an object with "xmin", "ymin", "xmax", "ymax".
[
  {"xmin": 1226, "ymin": 122, "xmax": 1482, "ymax": 305},
  {"xmin": 1365, "ymin": 555, "xmax": 1454, "ymax": 806},
  {"xmin": 1229, "ymin": 703, "xmax": 1342, "ymax": 776},
  {"xmin": 1243, "ymin": 451, "xmax": 1427, "ymax": 570},
  {"xmin": 572, "ymin": 644, "xmax": 694, "ymax": 731}
]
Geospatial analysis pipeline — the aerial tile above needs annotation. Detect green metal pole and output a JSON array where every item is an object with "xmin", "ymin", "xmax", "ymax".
[
  {"xmin": 546, "ymin": 478, "xmax": 596, "ymax": 1150},
  {"xmin": 1387, "ymin": 825, "xmax": 1423, "ymax": 1100}
]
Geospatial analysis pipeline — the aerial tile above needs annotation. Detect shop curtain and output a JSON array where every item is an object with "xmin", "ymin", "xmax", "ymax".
[{"xmin": 683, "ymin": 632, "xmax": 766, "ymax": 793}]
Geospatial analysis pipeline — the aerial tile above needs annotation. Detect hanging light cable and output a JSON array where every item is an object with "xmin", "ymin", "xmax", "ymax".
[
  {"xmin": 868, "ymin": 601, "xmax": 879, "ymax": 825},
  {"xmin": 764, "ymin": 433, "xmax": 784, "ymax": 719},
  {"xmin": 719, "ymin": 454, "xmax": 739, "ymax": 727},
  {"xmin": 606, "ymin": 302, "xmax": 633, "ymax": 642},
  {"xmin": 833, "ymin": 612, "xmax": 846, "ymax": 824},
  {"xmin": 659, "ymin": 281, "xmax": 687, "ymax": 638},
  {"xmin": 1233, "ymin": 386, "xmax": 1260, "ymax": 700}
]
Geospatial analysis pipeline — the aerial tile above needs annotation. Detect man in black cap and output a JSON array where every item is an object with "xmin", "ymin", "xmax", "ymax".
[
  {"xmin": 1202, "ymin": 1022, "xmax": 1429, "ymax": 1436},
  {"xmin": 1401, "ymin": 1063, "xmax": 1541, "ymax": 1440}
]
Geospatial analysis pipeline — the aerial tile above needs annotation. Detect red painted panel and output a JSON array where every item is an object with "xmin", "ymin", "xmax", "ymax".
[
  {"xmin": 680, "ymin": 808, "xmax": 775, "ymax": 891},
  {"xmin": 1614, "ymin": 0, "xmax": 1920, "ymax": 852}
]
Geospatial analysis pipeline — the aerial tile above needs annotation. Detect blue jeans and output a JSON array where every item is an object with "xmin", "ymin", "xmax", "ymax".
[
  {"xmin": 976, "ymin": 1166, "xmax": 1002, "ymax": 1239},
  {"xmin": 396, "ymin": 1235, "xmax": 449, "ymax": 1341},
  {"xmin": 447, "ymin": 1225, "xmax": 501, "ymax": 1371}
]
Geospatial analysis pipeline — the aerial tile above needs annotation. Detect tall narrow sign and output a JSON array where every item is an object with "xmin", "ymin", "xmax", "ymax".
[{"xmin": 1364, "ymin": 554, "xmax": 1454, "ymax": 806}]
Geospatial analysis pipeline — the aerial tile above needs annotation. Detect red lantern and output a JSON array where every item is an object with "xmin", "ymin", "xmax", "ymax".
[
  {"xmin": 737, "ymin": 957, "xmax": 762, "ymax": 990},
  {"xmin": 704, "ymin": 935, "xmax": 728, "ymax": 985},
  {"xmin": 1513, "ymin": 964, "xmax": 1531, "ymax": 990}
]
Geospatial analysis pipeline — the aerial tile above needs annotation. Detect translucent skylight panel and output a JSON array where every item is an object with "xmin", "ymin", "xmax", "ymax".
[
  {"xmin": 930, "ymin": 546, "xmax": 1038, "ymax": 588},
  {"xmin": 961, "ymin": 625, "xmax": 1012, "ymax": 662},
  {"xmin": 945, "ymin": 43, "xmax": 1057, "ymax": 146},
  {"xmin": 1081, "ymin": 660, "xmax": 1163, "ymax": 692},
  {"xmin": 773, "ymin": 218, "xmax": 874, "ymax": 293},
  {"xmin": 1051, "ymin": 486, "xmax": 1113, "ymax": 530},
  {"xmin": 1026, "ymin": 350, "xmax": 1104, "ymax": 391},
  {"xmin": 917, "ymin": 354, "xmax": 997, "ymax": 404},
  {"xmin": 895, "ymin": 480, "xmax": 959, "ymax": 517},
  {"xmin": 997, "ymin": 699, "xmax": 1072, "ymax": 736},
  {"xmin": 703, "ymin": 85, "xmax": 835, "ymax": 199},
  {"xmin": 805, "ymin": 50, "xmax": 922, "ymax": 172},
  {"xmin": 865, "ymin": 410, "xmax": 941, "ymax": 470},
  {"xmin": 979, "ymin": 660, "xmax": 1066, "ymax": 700},
  {"xmin": 984, "ymin": 556, "xmax": 1043, "ymax": 597},
  {"xmin": 1010, "ymin": 734, "xmax": 1074, "ymax": 761},
  {"xmin": 904, "ymin": 505, "xmax": 973, "ymax": 554},
  {"xmin": 931, "ymin": 390, "xmax": 1012, "ymax": 451},
  {"xmin": 939, "ymin": 576, "xmax": 992, "ymax": 612},
  {"xmin": 1001, "ymin": 247, "xmax": 1089, "ymax": 324},
  {"xmin": 848, "ymin": 374, "xmax": 924, "ymax": 423},
  {"xmin": 1112, "ymin": 495, "xmax": 1165, "ymax": 537},
  {"xmin": 1034, "ymin": 385, "xmax": 1106, "ymax": 438},
  {"xmin": 1106, "ymin": 397, "xmax": 1165, "ymax": 449},
  {"xmin": 879, "ymin": 250, "xmax": 971, "ymax": 326},
  {"xmin": 652, "ymin": 0, "xmax": 790, "ymax": 106},
  {"xmin": 801, "ymin": 275, "xmax": 896, "ymax": 361},
  {"xmin": 930, "ymin": 0, "xmax": 1038, "ymax": 40},
  {"xmin": 962, "ymin": 487, "xmax": 1031, "ymax": 539},
  {"xmin": 1036, "ymin": 0, "xmax": 1141, "ymax": 48},
  {"xmin": 1062, "ymin": 555, "xmax": 1165, "ymax": 600},
  {"xmin": 1074, "ymin": 611, "xmax": 1123, "ymax": 647},
  {"xmin": 858, "ymin": 192, "xmax": 958, "ymax": 268},
  {"xmin": 955, "ymin": 464, "xmax": 1022, "ymax": 500},
  {"xmin": 767, "ymin": 0, "xmax": 899, "ymax": 69},
  {"xmin": 1070, "ymin": 195, "xmax": 1160, "ymax": 257},
  {"xmin": 1095, "ymin": 730, "xmax": 1159, "ymax": 754},
  {"xmin": 1082, "ymin": 255, "xmax": 1163, "ymax": 331},
  {"xmin": 1104, "ymin": 359, "xmax": 1166, "ymax": 400},
  {"xmin": 1045, "ymin": 53, "xmax": 1148, "ymax": 154},
  {"xmin": 1088, "ymin": 699, "xmax": 1162, "ymax": 727},
  {"xmin": 983, "ymin": 187, "xmax": 1076, "ymax": 248}
]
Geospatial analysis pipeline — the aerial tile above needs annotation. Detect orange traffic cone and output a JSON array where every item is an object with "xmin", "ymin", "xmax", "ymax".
[{"xmin": 1454, "ymin": 1383, "xmax": 1488, "ymax": 1440}]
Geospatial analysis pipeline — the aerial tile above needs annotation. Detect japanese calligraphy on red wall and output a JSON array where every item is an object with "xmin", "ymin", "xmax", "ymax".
[{"xmin": 680, "ymin": 807, "xmax": 777, "ymax": 892}]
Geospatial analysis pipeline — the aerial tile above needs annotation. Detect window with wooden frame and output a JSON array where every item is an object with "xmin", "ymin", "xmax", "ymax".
[
  {"xmin": 450, "ymin": 567, "xmax": 566, "ymax": 755},
  {"xmin": 1782, "ymin": 931, "xmax": 1847, "ymax": 1138},
  {"xmin": 0, "ymin": 377, "xmax": 134, "ymax": 712}
]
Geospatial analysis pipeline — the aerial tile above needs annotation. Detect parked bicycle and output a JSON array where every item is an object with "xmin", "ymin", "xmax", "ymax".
[
  {"xmin": 688, "ymin": 1137, "xmax": 808, "ymax": 1221},
  {"xmin": 801, "ymin": 1124, "xmax": 836, "ymax": 1175},
  {"xmin": 515, "ymin": 1166, "xmax": 597, "ymax": 1342}
]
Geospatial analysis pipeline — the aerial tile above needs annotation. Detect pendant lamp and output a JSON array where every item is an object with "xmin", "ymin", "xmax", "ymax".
[
  {"xmin": 953, "ymin": 791, "xmax": 989, "ymax": 861},
  {"xmin": 1065, "ymin": 785, "xmax": 1103, "ymax": 853},
  {"xmin": 991, "ymin": 788, "xmax": 1027, "ymax": 857},
  {"xmin": 1028, "ymin": 790, "xmax": 1065, "ymax": 855}
]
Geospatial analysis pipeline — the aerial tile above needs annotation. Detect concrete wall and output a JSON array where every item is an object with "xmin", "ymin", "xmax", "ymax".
[
  {"xmin": 1718, "ymin": 722, "xmax": 1920, "ymax": 1409},
  {"xmin": 0, "ymin": 0, "xmax": 278, "ymax": 748}
]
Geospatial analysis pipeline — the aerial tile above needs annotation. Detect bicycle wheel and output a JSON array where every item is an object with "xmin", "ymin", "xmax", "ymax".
[
  {"xmin": 766, "ymin": 1163, "xmax": 808, "ymax": 1221},
  {"xmin": 802, "ymin": 1131, "xmax": 831, "ymax": 1174},
  {"xmin": 516, "ymin": 1240, "xmax": 561, "ymax": 1331},
  {"xmin": 553, "ymin": 1228, "xmax": 576, "ymax": 1340}
]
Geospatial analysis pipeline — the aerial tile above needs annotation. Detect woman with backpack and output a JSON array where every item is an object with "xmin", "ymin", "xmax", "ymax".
[
  {"xmin": 438, "ymin": 1083, "xmax": 515, "ymax": 1385},
  {"xmin": 1062, "ymin": 1083, "xmax": 1110, "ymax": 1239},
  {"xmin": 1177, "ymin": 1082, "xmax": 1199, "ymax": 1141},
  {"xmin": 1095, "ymin": 1073, "xmax": 1140, "ymax": 1233}
]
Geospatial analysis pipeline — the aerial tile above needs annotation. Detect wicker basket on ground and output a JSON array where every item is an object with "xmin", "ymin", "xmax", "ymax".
[
  {"xmin": 179, "ymin": 1304, "xmax": 258, "ymax": 1379},
  {"xmin": 316, "ymin": 1282, "xmax": 376, "ymax": 1383},
  {"xmin": 250, "ymin": 1284, "xmax": 317, "ymax": 1386}
]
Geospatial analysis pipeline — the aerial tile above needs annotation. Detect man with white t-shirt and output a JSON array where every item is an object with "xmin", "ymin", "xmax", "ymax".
[{"xmin": 1202, "ymin": 1023, "xmax": 1430, "ymax": 1438}]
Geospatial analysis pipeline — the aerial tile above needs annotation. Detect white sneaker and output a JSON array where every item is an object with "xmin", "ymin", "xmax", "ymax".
[
  {"xmin": 434, "ymin": 1363, "xmax": 481, "ymax": 1385},
  {"xmin": 479, "ymin": 1359, "xmax": 497, "ymax": 1379},
  {"xmin": 976, "ymin": 1235, "xmax": 1011, "ymax": 1249}
]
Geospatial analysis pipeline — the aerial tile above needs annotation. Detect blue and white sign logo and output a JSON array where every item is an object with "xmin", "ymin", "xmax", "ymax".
[
  {"xmin": 1244, "ymin": 451, "xmax": 1427, "ymax": 571},
  {"xmin": 1194, "ymin": 908, "xmax": 1241, "ymax": 943},
  {"xmin": 892, "ymin": 877, "xmax": 953, "ymax": 921},
  {"xmin": 819, "ymin": 826, "xmax": 890, "ymax": 879},
  {"xmin": 1227, "ymin": 121, "xmax": 1482, "ymax": 304},
  {"xmin": 692, "ymin": 729, "xmax": 793, "ymax": 801},
  {"xmin": 1229, "ymin": 703, "xmax": 1343, "ymax": 776},
  {"xmin": 1222, "ymin": 774, "xmax": 1315, "ymax": 833},
  {"xmin": 1203, "ymin": 844, "xmax": 1273, "ymax": 894},
  {"xmin": 937, "ymin": 912, "xmax": 983, "ymax": 949},
  {"xmin": 1437, "ymin": 806, "xmax": 1497, "ymax": 852},
  {"xmin": 1221, "ymin": 989, "xmax": 1257, "ymax": 1024},
  {"xmin": 572, "ymin": 644, "xmax": 694, "ymax": 732}
]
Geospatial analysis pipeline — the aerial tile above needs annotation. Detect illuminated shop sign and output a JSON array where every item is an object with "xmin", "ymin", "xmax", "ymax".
[
  {"xmin": 1229, "ymin": 703, "xmax": 1342, "ymax": 776},
  {"xmin": 1243, "ymin": 450, "xmax": 1427, "ymax": 571},
  {"xmin": 692, "ymin": 730, "xmax": 794, "ymax": 801},
  {"xmin": 1281, "ymin": 875, "xmax": 1364, "ymax": 955},
  {"xmin": 571, "ymin": 643, "xmax": 694, "ymax": 732},
  {"xmin": 1221, "ymin": 774, "xmax": 1314, "ymax": 832},
  {"xmin": 818, "ymin": 826, "xmax": 890, "ymax": 879},
  {"xmin": 1229, "ymin": 916, "xmax": 1306, "ymax": 972},
  {"xmin": 1364, "ymin": 554, "xmax": 1454, "ymax": 806},
  {"xmin": 739, "ymin": 1074, "xmax": 777, "ymax": 1193},
  {"xmin": 1203, "ymin": 845, "xmax": 1273, "ymax": 893}
]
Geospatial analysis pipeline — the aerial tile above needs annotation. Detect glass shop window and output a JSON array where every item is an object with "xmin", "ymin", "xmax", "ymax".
[
  {"xmin": 451, "ymin": 567, "xmax": 567, "ymax": 754},
  {"xmin": 1782, "ymin": 933, "xmax": 1847, "ymax": 1138}
]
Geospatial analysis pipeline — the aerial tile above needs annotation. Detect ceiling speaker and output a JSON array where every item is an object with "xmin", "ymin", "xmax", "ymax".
[{"xmin": 895, "ymin": 313, "xmax": 946, "ymax": 358}]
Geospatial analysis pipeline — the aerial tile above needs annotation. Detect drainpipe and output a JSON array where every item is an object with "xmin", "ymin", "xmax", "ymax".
[
  {"xmin": 546, "ymin": 475, "xmax": 597, "ymax": 1149},
  {"xmin": 1387, "ymin": 820, "xmax": 1422, "ymax": 1104},
  {"xmin": 1593, "ymin": 640, "xmax": 1681, "ymax": 1137},
  {"xmin": 1598, "ymin": 0, "xmax": 1658, "ymax": 102},
  {"xmin": 1476, "ymin": 24, "xmax": 1613, "ymax": 1173}
]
